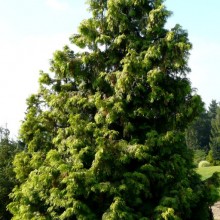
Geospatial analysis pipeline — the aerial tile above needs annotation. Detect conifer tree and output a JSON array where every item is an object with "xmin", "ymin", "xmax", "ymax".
[
  {"xmin": 208, "ymin": 107, "xmax": 220, "ymax": 164},
  {"xmin": 9, "ymin": 0, "xmax": 218, "ymax": 219},
  {"xmin": 186, "ymin": 100, "xmax": 218, "ymax": 154},
  {"xmin": 186, "ymin": 111, "xmax": 211, "ymax": 151},
  {"xmin": 0, "ymin": 127, "xmax": 22, "ymax": 219},
  {"xmin": 208, "ymin": 100, "xmax": 218, "ymax": 120}
]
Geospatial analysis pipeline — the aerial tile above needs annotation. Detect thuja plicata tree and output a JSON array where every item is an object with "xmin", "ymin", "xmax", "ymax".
[{"xmin": 8, "ymin": 0, "xmax": 219, "ymax": 219}]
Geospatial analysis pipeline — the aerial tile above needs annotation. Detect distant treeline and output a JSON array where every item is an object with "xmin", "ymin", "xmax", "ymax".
[
  {"xmin": 0, "ymin": 127, "xmax": 24, "ymax": 219},
  {"xmin": 186, "ymin": 100, "xmax": 220, "ymax": 165}
]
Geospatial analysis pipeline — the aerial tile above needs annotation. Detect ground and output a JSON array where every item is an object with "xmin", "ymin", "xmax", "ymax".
[{"xmin": 212, "ymin": 201, "xmax": 220, "ymax": 220}]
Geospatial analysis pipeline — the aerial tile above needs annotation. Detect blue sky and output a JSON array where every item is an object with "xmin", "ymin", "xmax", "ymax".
[
  {"xmin": 166, "ymin": 0, "xmax": 220, "ymax": 108},
  {"xmin": 0, "ymin": 0, "xmax": 219, "ymax": 137}
]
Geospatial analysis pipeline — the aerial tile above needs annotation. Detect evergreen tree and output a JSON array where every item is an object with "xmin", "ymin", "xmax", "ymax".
[
  {"xmin": 207, "ymin": 100, "xmax": 219, "ymax": 159},
  {"xmin": 208, "ymin": 100, "xmax": 218, "ymax": 120},
  {"xmin": 9, "ymin": 0, "xmax": 217, "ymax": 219},
  {"xmin": 208, "ymin": 107, "xmax": 220, "ymax": 164},
  {"xmin": 185, "ymin": 100, "xmax": 219, "ymax": 164},
  {"xmin": 186, "ymin": 111, "xmax": 210, "ymax": 151},
  {"xmin": 0, "ymin": 127, "xmax": 22, "ymax": 219}
]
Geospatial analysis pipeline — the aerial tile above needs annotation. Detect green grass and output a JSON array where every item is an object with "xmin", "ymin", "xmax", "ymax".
[{"xmin": 196, "ymin": 166, "xmax": 220, "ymax": 181}]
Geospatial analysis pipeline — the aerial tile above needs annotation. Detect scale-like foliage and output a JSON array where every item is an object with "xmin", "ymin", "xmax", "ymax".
[{"xmin": 9, "ymin": 0, "xmax": 216, "ymax": 219}]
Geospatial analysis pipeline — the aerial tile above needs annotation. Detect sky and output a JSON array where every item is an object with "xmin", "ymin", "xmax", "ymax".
[{"xmin": 0, "ymin": 0, "xmax": 219, "ymax": 137}]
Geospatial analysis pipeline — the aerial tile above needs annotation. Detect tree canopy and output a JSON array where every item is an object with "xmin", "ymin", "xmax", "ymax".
[
  {"xmin": 8, "ymin": 0, "xmax": 217, "ymax": 219},
  {"xmin": 0, "ymin": 127, "xmax": 22, "ymax": 219},
  {"xmin": 186, "ymin": 100, "xmax": 219, "ymax": 152},
  {"xmin": 208, "ymin": 106, "xmax": 220, "ymax": 164}
]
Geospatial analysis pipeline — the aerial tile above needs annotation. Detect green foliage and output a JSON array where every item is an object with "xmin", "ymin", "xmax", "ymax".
[
  {"xmin": 0, "ymin": 127, "xmax": 23, "ymax": 219},
  {"xmin": 207, "ymin": 150, "xmax": 214, "ymax": 165},
  {"xmin": 186, "ymin": 112, "xmax": 210, "ymax": 150},
  {"xmin": 208, "ymin": 107, "xmax": 220, "ymax": 164},
  {"xmin": 208, "ymin": 100, "xmax": 218, "ymax": 120},
  {"xmin": 8, "ymin": 0, "xmax": 216, "ymax": 219},
  {"xmin": 193, "ymin": 149, "xmax": 207, "ymax": 166},
  {"xmin": 185, "ymin": 100, "xmax": 219, "ymax": 155}
]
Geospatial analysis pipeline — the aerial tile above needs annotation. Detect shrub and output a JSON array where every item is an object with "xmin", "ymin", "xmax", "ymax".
[{"xmin": 198, "ymin": 160, "xmax": 210, "ymax": 168}]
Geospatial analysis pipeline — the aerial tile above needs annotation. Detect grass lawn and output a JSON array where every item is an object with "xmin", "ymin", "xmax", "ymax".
[{"xmin": 196, "ymin": 166, "xmax": 220, "ymax": 181}]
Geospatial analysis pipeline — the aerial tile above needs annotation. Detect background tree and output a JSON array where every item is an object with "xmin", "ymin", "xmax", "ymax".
[
  {"xmin": 208, "ymin": 100, "xmax": 218, "ymax": 120},
  {"xmin": 185, "ymin": 112, "xmax": 209, "ymax": 150},
  {"xmin": 9, "ymin": 0, "xmax": 218, "ymax": 219},
  {"xmin": 208, "ymin": 106, "xmax": 220, "ymax": 164},
  {"xmin": 186, "ymin": 100, "xmax": 219, "ymax": 165},
  {"xmin": 206, "ymin": 100, "xmax": 219, "ymax": 164},
  {"xmin": 185, "ymin": 111, "xmax": 211, "ymax": 166},
  {"xmin": 186, "ymin": 100, "xmax": 219, "ymax": 152},
  {"xmin": 0, "ymin": 127, "xmax": 22, "ymax": 220}
]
